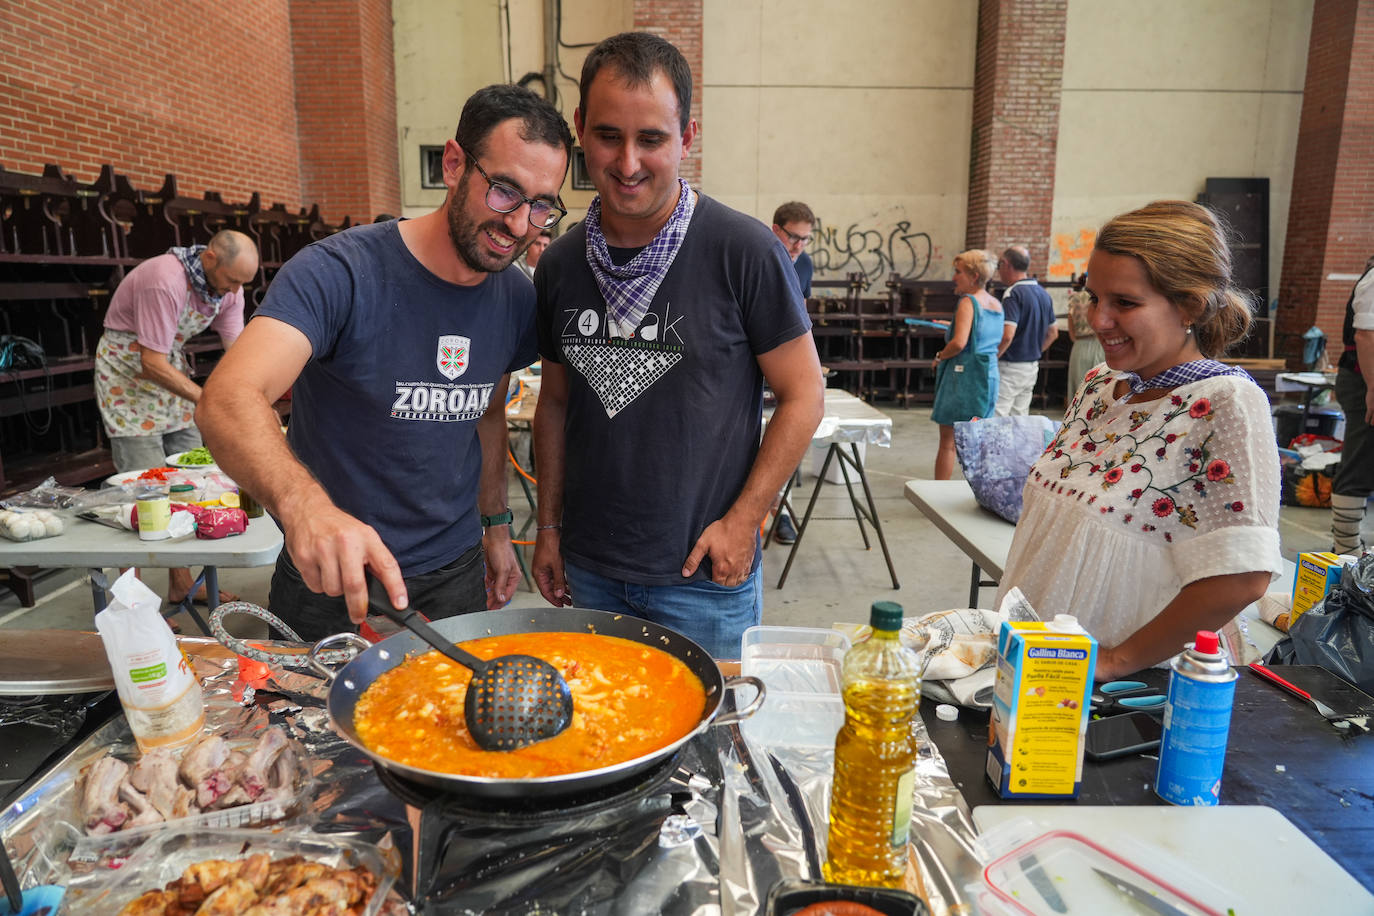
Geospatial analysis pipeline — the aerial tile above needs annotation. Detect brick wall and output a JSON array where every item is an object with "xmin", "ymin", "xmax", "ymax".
[
  {"xmin": 0, "ymin": 0, "xmax": 303, "ymax": 206},
  {"xmin": 289, "ymin": 0, "xmax": 402, "ymax": 224},
  {"xmin": 965, "ymin": 0, "xmax": 1068, "ymax": 276},
  {"xmin": 1276, "ymin": 0, "xmax": 1374, "ymax": 362},
  {"xmin": 0, "ymin": 0, "xmax": 401, "ymax": 225},
  {"xmin": 634, "ymin": 0, "xmax": 703, "ymax": 187}
]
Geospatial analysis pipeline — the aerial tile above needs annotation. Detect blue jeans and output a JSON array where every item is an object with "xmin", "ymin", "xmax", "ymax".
[{"xmin": 562, "ymin": 561, "xmax": 762, "ymax": 660}]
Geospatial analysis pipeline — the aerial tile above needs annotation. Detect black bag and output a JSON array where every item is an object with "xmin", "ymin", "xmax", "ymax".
[{"xmin": 1266, "ymin": 554, "xmax": 1374, "ymax": 693}]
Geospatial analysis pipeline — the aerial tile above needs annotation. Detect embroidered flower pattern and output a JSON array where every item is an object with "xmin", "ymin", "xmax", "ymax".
[{"xmin": 1031, "ymin": 371, "xmax": 1245, "ymax": 535}]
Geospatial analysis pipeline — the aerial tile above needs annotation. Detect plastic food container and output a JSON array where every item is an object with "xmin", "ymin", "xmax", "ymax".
[
  {"xmin": 971, "ymin": 827, "xmax": 1233, "ymax": 915},
  {"xmin": 741, "ymin": 626, "xmax": 850, "ymax": 749},
  {"xmin": 75, "ymin": 826, "xmax": 398, "ymax": 916}
]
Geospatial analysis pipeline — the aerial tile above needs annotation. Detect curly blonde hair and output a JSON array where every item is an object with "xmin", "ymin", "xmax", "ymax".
[
  {"xmin": 953, "ymin": 249, "xmax": 997, "ymax": 288},
  {"xmin": 1094, "ymin": 201, "xmax": 1255, "ymax": 358}
]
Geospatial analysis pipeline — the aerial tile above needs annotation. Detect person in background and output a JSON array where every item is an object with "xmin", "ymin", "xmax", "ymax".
[
  {"xmin": 517, "ymin": 228, "xmax": 553, "ymax": 281},
  {"xmin": 997, "ymin": 200, "xmax": 1282, "ymax": 680},
  {"xmin": 531, "ymin": 32, "xmax": 825, "ymax": 659},
  {"xmin": 1065, "ymin": 270, "xmax": 1104, "ymax": 387},
  {"xmin": 930, "ymin": 249, "xmax": 1002, "ymax": 480},
  {"xmin": 994, "ymin": 245, "xmax": 1057, "ymax": 415},
  {"xmin": 772, "ymin": 201, "xmax": 814, "ymax": 298},
  {"xmin": 198, "ymin": 84, "xmax": 572, "ymax": 640},
  {"xmin": 1330, "ymin": 255, "xmax": 1374, "ymax": 554},
  {"xmin": 769, "ymin": 200, "xmax": 818, "ymax": 544},
  {"xmin": 94, "ymin": 228, "xmax": 258, "ymax": 605}
]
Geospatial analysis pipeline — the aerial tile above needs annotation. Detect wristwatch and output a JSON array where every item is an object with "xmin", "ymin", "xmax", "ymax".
[{"xmin": 480, "ymin": 509, "xmax": 513, "ymax": 529}]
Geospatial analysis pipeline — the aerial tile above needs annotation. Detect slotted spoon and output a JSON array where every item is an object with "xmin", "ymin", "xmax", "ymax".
[{"xmin": 375, "ymin": 605, "xmax": 573, "ymax": 751}]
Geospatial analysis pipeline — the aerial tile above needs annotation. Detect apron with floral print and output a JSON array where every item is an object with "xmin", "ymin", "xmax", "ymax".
[{"xmin": 95, "ymin": 287, "xmax": 218, "ymax": 438}]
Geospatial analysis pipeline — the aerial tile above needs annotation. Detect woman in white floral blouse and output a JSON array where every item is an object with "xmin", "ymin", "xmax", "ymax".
[{"xmin": 996, "ymin": 201, "xmax": 1283, "ymax": 681}]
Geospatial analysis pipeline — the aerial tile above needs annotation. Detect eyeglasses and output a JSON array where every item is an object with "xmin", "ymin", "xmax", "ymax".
[
  {"xmin": 779, "ymin": 226, "xmax": 812, "ymax": 246},
  {"xmin": 462, "ymin": 149, "xmax": 567, "ymax": 229}
]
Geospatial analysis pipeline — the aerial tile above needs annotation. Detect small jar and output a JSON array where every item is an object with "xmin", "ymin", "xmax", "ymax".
[
  {"xmin": 136, "ymin": 489, "xmax": 172, "ymax": 541},
  {"xmin": 168, "ymin": 483, "xmax": 197, "ymax": 505}
]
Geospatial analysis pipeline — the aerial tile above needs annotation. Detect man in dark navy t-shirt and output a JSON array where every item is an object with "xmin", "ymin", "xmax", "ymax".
[
  {"xmin": 199, "ymin": 86, "xmax": 572, "ymax": 640},
  {"xmin": 530, "ymin": 33, "xmax": 825, "ymax": 659},
  {"xmin": 995, "ymin": 245, "xmax": 1058, "ymax": 416}
]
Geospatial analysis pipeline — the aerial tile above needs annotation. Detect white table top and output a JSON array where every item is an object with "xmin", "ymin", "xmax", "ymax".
[
  {"xmin": 766, "ymin": 387, "xmax": 893, "ymax": 448},
  {"xmin": 0, "ymin": 514, "xmax": 283, "ymax": 568},
  {"xmin": 903, "ymin": 478, "xmax": 1291, "ymax": 655}
]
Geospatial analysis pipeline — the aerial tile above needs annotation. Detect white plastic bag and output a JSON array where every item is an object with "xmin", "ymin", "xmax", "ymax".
[{"xmin": 94, "ymin": 570, "xmax": 205, "ymax": 751}]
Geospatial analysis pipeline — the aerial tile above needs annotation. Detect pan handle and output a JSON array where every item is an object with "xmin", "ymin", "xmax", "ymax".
[
  {"xmin": 308, "ymin": 632, "xmax": 373, "ymax": 682},
  {"xmin": 210, "ymin": 601, "xmax": 354, "ymax": 670},
  {"xmin": 713, "ymin": 675, "xmax": 766, "ymax": 726}
]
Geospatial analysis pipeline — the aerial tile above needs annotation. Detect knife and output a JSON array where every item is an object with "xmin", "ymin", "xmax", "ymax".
[
  {"xmin": 1020, "ymin": 852, "xmax": 1066, "ymax": 913},
  {"xmin": 1091, "ymin": 866, "xmax": 1194, "ymax": 916}
]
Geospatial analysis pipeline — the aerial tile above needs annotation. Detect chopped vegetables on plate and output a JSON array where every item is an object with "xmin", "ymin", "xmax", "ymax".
[{"xmin": 175, "ymin": 446, "xmax": 215, "ymax": 465}]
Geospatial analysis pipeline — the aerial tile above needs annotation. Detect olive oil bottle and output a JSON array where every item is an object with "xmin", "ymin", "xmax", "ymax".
[{"xmin": 824, "ymin": 600, "xmax": 924, "ymax": 888}]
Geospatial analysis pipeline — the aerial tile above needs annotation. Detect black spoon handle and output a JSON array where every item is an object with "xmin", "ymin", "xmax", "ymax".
[{"xmin": 371, "ymin": 604, "xmax": 488, "ymax": 673}]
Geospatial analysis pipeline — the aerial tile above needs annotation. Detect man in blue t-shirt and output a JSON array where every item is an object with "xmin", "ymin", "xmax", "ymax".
[
  {"xmin": 198, "ymin": 85, "xmax": 573, "ymax": 640},
  {"xmin": 530, "ymin": 33, "xmax": 825, "ymax": 659},
  {"xmin": 995, "ymin": 245, "xmax": 1059, "ymax": 416}
]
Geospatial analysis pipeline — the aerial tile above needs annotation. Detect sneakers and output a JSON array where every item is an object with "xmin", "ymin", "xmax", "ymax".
[{"xmin": 774, "ymin": 512, "xmax": 798, "ymax": 545}]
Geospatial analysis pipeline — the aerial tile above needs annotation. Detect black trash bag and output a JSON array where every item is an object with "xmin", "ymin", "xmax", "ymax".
[{"xmin": 1266, "ymin": 553, "xmax": 1374, "ymax": 693}]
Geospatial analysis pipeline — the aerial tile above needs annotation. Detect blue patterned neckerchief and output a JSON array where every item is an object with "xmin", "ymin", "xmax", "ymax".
[
  {"xmin": 169, "ymin": 245, "xmax": 225, "ymax": 309},
  {"xmin": 584, "ymin": 179, "xmax": 695, "ymax": 338},
  {"xmin": 1123, "ymin": 358, "xmax": 1253, "ymax": 395}
]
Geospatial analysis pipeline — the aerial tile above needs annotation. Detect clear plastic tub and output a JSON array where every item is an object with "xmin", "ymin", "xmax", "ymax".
[
  {"xmin": 75, "ymin": 826, "xmax": 398, "ymax": 915},
  {"xmin": 741, "ymin": 626, "xmax": 850, "ymax": 749},
  {"xmin": 971, "ymin": 825, "xmax": 1234, "ymax": 915}
]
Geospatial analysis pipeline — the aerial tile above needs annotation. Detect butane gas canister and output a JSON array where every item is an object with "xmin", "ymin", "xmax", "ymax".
[{"xmin": 1155, "ymin": 630, "xmax": 1237, "ymax": 806}]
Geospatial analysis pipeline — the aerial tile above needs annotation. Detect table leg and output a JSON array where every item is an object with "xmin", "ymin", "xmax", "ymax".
[
  {"xmin": 88, "ymin": 567, "xmax": 109, "ymax": 614},
  {"xmin": 763, "ymin": 468, "xmax": 801, "ymax": 551},
  {"xmin": 777, "ymin": 448, "xmax": 833, "ymax": 588},
  {"xmin": 968, "ymin": 562, "xmax": 982, "ymax": 608},
  {"xmin": 844, "ymin": 443, "xmax": 900, "ymax": 589},
  {"xmin": 834, "ymin": 444, "xmax": 873, "ymax": 550}
]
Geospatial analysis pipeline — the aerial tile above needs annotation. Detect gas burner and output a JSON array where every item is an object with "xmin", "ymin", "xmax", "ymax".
[{"xmin": 373, "ymin": 750, "xmax": 686, "ymax": 826}]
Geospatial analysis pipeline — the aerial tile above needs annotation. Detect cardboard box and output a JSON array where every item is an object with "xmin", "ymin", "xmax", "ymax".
[
  {"xmin": 1291, "ymin": 552, "xmax": 1355, "ymax": 622},
  {"xmin": 986, "ymin": 619, "xmax": 1097, "ymax": 799}
]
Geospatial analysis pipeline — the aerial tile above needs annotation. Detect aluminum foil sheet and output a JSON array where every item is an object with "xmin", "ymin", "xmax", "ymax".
[{"xmin": 1, "ymin": 638, "xmax": 984, "ymax": 915}]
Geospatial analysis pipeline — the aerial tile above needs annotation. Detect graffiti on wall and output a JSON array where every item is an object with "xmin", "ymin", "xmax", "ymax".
[
  {"xmin": 1048, "ymin": 229, "xmax": 1095, "ymax": 279},
  {"xmin": 812, "ymin": 219, "xmax": 934, "ymax": 282}
]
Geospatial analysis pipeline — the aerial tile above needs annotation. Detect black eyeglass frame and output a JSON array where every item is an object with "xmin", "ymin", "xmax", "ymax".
[
  {"xmin": 461, "ymin": 147, "xmax": 567, "ymax": 230},
  {"xmin": 778, "ymin": 226, "xmax": 812, "ymax": 246}
]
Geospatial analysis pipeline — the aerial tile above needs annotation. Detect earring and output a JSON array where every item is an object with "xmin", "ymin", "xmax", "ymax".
[{"xmin": 1185, "ymin": 325, "xmax": 1194, "ymax": 335}]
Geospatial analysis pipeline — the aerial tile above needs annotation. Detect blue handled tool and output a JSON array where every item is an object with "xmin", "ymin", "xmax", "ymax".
[{"xmin": 1091, "ymin": 680, "xmax": 1166, "ymax": 715}]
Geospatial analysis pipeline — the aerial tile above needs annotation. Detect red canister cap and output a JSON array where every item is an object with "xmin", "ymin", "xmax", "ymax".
[{"xmin": 1194, "ymin": 630, "xmax": 1221, "ymax": 654}]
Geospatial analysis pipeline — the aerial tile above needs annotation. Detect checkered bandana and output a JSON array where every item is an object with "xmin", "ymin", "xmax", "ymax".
[
  {"xmin": 584, "ymin": 179, "xmax": 695, "ymax": 337},
  {"xmin": 169, "ymin": 245, "xmax": 225, "ymax": 308},
  {"xmin": 1124, "ymin": 358, "xmax": 1254, "ymax": 395}
]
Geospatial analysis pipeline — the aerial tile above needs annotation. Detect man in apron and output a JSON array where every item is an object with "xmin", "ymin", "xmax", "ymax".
[{"xmin": 95, "ymin": 228, "xmax": 259, "ymax": 604}]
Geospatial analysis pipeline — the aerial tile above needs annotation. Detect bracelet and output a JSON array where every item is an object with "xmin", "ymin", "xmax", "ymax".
[{"xmin": 536, "ymin": 524, "xmax": 561, "ymax": 531}]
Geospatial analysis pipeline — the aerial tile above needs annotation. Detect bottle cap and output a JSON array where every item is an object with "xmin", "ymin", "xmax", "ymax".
[
  {"xmin": 1193, "ymin": 630, "xmax": 1221, "ymax": 655},
  {"xmin": 1048, "ymin": 614, "xmax": 1085, "ymax": 634},
  {"xmin": 936, "ymin": 704, "xmax": 959, "ymax": 721},
  {"xmin": 869, "ymin": 600, "xmax": 904, "ymax": 631}
]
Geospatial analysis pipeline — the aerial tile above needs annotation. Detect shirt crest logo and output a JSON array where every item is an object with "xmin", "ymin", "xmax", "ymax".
[{"xmin": 436, "ymin": 335, "xmax": 470, "ymax": 380}]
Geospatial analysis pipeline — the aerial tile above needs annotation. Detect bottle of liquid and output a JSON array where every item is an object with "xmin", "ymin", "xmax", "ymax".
[
  {"xmin": 1155, "ymin": 629, "xmax": 1237, "ymax": 806},
  {"xmin": 825, "ymin": 600, "xmax": 926, "ymax": 888}
]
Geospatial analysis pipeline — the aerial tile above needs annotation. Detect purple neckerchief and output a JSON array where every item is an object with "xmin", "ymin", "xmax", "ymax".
[
  {"xmin": 1123, "ymin": 358, "xmax": 1254, "ymax": 395},
  {"xmin": 169, "ymin": 245, "xmax": 224, "ymax": 309},
  {"xmin": 584, "ymin": 179, "xmax": 695, "ymax": 337}
]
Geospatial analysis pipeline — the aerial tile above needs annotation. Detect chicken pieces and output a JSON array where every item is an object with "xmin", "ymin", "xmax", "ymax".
[
  {"xmin": 115, "ymin": 853, "xmax": 378, "ymax": 916},
  {"xmin": 80, "ymin": 727, "xmax": 301, "ymax": 835}
]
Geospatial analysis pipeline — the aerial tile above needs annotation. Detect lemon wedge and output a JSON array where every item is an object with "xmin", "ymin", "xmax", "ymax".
[{"xmin": 219, "ymin": 492, "xmax": 241, "ymax": 508}]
